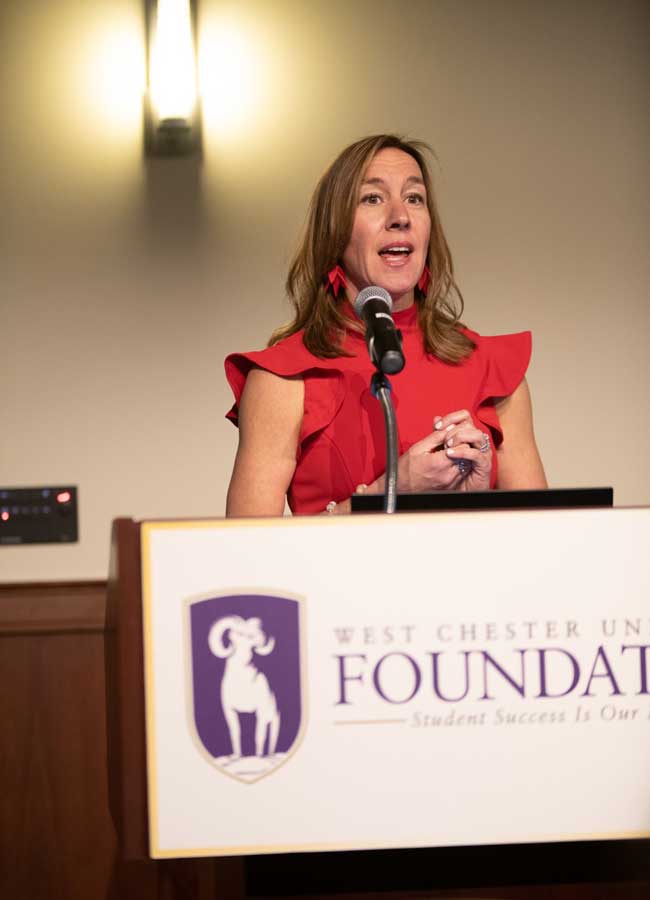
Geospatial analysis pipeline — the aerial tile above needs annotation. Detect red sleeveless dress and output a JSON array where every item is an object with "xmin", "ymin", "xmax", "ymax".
[{"xmin": 225, "ymin": 305, "xmax": 531, "ymax": 515}]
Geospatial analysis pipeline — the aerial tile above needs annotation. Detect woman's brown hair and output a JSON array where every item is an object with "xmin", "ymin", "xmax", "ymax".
[{"xmin": 270, "ymin": 134, "xmax": 474, "ymax": 363}]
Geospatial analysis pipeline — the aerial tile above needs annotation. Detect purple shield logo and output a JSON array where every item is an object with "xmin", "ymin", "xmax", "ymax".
[{"xmin": 188, "ymin": 593, "xmax": 304, "ymax": 783}]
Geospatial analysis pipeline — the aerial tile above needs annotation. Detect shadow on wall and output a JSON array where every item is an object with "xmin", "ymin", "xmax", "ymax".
[{"xmin": 143, "ymin": 155, "xmax": 205, "ymax": 243}]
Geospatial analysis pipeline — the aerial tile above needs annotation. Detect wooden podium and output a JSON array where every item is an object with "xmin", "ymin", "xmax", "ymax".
[{"xmin": 104, "ymin": 509, "xmax": 650, "ymax": 899}]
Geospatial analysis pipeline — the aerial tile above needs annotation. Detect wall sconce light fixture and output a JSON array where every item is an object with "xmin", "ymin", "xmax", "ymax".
[{"xmin": 145, "ymin": 0, "xmax": 201, "ymax": 156}]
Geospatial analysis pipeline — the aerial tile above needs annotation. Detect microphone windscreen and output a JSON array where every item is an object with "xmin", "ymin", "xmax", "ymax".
[{"xmin": 353, "ymin": 285, "xmax": 392, "ymax": 317}]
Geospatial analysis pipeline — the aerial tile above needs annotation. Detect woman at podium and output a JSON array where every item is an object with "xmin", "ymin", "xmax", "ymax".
[{"xmin": 225, "ymin": 134, "xmax": 546, "ymax": 516}]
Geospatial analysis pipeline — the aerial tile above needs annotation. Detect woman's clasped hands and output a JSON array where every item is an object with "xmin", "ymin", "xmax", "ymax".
[{"xmin": 374, "ymin": 409, "xmax": 492, "ymax": 494}]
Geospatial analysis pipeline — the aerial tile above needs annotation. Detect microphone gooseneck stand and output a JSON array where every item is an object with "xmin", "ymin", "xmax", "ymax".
[
  {"xmin": 370, "ymin": 372, "xmax": 399, "ymax": 514},
  {"xmin": 354, "ymin": 285, "xmax": 404, "ymax": 515}
]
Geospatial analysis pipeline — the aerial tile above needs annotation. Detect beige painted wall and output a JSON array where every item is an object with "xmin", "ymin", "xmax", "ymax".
[{"xmin": 2, "ymin": 0, "xmax": 649, "ymax": 581}]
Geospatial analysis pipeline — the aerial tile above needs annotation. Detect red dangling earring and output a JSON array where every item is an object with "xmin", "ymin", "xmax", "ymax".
[
  {"xmin": 417, "ymin": 265, "xmax": 431, "ymax": 296},
  {"xmin": 325, "ymin": 264, "xmax": 347, "ymax": 299}
]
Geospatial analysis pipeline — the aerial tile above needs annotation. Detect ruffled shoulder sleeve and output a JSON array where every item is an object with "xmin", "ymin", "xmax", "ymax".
[
  {"xmin": 463, "ymin": 328, "xmax": 532, "ymax": 447},
  {"xmin": 224, "ymin": 333, "xmax": 345, "ymax": 447}
]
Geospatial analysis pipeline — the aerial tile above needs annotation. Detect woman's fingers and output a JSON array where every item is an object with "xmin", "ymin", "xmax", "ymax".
[
  {"xmin": 434, "ymin": 410, "xmax": 472, "ymax": 434},
  {"xmin": 434, "ymin": 411, "xmax": 491, "ymax": 449},
  {"xmin": 446, "ymin": 444, "xmax": 492, "ymax": 490},
  {"xmin": 445, "ymin": 425, "xmax": 491, "ymax": 454},
  {"xmin": 446, "ymin": 445, "xmax": 487, "ymax": 467},
  {"xmin": 396, "ymin": 413, "xmax": 492, "ymax": 493},
  {"xmin": 397, "ymin": 436, "xmax": 465, "ymax": 492},
  {"xmin": 447, "ymin": 457, "xmax": 471, "ymax": 484},
  {"xmin": 411, "ymin": 428, "xmax": 447, "ymax": 454}
]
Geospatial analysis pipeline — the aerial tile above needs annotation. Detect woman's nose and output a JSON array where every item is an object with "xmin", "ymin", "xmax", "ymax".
[{"xmin": 386, "ymin": 199, "xmax": 410, "ymax": 229}]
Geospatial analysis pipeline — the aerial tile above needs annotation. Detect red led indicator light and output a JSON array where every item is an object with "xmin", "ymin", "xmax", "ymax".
[
  {"xmin": 1, "ymin": 511, "xmax": 9, "ymax": 522},
  {"xmin": 56, "ymin": 491, "xmax": 72, "ymax": 504}
]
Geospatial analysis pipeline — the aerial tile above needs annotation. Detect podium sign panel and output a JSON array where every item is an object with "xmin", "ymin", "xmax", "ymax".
[{"xmin": 141, "ymin": 508, "xmax": 650, "ymax": 858}]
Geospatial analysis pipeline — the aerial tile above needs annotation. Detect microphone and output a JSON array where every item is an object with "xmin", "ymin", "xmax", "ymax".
[{"xmin": 353, "ymin": 286, "xmax": 405, "ymax": 374}]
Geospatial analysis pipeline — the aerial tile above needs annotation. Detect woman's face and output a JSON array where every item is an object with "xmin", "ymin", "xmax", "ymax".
[{"xmin": 342, "ymin": 148, "xmax": 431, "ymax": 311}]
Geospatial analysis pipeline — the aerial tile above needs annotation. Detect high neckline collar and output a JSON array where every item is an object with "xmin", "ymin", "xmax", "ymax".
[
  {"xmin": 343, "ymin": 300, "xmax": 419, "ymax": 334},
  {"xmin": 391, "ymin": 303, "xmax": 419, "ymax": 327}
]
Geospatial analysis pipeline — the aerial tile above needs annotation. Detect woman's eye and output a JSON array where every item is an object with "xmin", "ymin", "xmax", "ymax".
[
  {"xmin": 361, "ymin": 193, "xmax": 382, "ymax": 205},
  {"xmin": 406, "ymin": 193, "xmax": 425, "ymax": 205}
]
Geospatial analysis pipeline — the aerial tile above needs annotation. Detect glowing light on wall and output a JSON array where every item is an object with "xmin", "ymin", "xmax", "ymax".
[
  {"xmin": 94, "ymin": 25, "xmax": 146, "ymax": 135},
  {"xmin": 67, "ymin": 10, "xmax": 145, "ymax": 156},
  {"xmin": 150, "ymin": 0, "xmax": 197, "ymax": 119},
  {"xmin": 146, "ymin": 0, "xmax": 200, "ymax": 155},
  {"xmin": 199, "ymin": 16, "xmax": 266, "ymax": 139}
]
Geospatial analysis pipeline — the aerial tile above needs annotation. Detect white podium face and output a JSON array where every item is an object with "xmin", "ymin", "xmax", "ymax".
[{"xmin": 141, "ymin": 508, "xmax": 650, "ymax": 858}]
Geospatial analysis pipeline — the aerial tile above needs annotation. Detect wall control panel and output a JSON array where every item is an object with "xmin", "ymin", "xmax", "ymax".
[{"xmin": 0, "ymin": 486, "xmax": 78, "ymax": 545}]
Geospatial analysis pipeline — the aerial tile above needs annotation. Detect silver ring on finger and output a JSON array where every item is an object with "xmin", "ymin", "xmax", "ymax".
[
  {"xmin": 478, "ymin": 433, "xmax": 490, "ymax": 453},
  {"xmin": 455, "ymin": 458, "xmax": 471, "ymax": 475}
]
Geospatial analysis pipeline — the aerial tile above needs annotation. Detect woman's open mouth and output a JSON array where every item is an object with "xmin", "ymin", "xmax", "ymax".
[{"xmin": 378, "ymin": 243, "xmax": 414, "ymax": 266}]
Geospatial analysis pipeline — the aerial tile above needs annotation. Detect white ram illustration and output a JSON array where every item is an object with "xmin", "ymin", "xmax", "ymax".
[{"xmin": 208, "ymin": 615, "xmax": 280, "ymax": 759}]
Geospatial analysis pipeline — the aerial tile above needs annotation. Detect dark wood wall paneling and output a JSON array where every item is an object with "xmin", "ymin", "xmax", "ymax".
[
  {"xmin": 0, "ymin": 582, "xmax": 114, "ymax": 900},
  {"xmin": 1, "ymin": 580, "xmax": 648, "ymax": 900}
]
